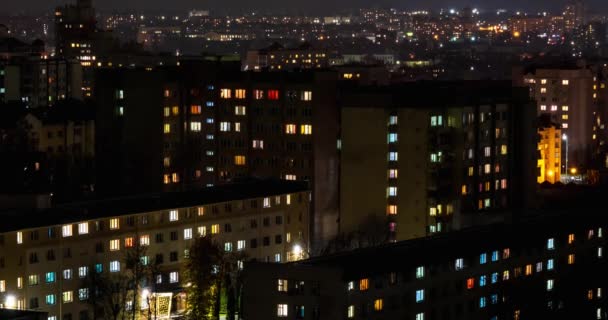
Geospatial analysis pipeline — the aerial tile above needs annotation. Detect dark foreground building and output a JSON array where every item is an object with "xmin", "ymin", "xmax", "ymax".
[{"xmin": 242, "ymin": 191, "xmax": 608, "ymax": 320}]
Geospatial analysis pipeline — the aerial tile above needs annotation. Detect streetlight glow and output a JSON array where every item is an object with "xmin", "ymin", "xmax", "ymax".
[{"xmin": 5, "ymin": 294, "xmax": 17, "ymax": 309}]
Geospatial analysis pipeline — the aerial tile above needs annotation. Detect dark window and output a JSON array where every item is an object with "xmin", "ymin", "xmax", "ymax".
[
  {"xmin": 275, "ymin": 235, "xmax": 282, "ymax": 244},
  {"xmin": 250, "ymin": 200, "xmax": 258, "ymax": 208},
  {"xmin": 170, "ymin": 231, "xmax": 178, "ymax": 241},
  {"xmin": 79, "ymin": 310, "xmax": 89, "ymax": 320},
  {"xmin": 155, "ymin": 254, "xmax": 164, "ymax": 264},
  {"xmin": 30, "ymin": 230, "xmax": 39, "ymax": 241},
  {"xmin": 126, "ymin": 217, "xmax": 135, "ymax": 227},
  {"xmin": 155, "ymin": 233, "xmax": 164, "ymax": 243},
  {"xmin": 263, "ymin": 237, "xmax": 270, "ymax": 246},
  {"xmin": 225, "ymin": 204, "xmax": 232, "ymax": 212},
  {"xmin": 63, "ymin": 313, "xmax": 72, "ymax": 320},
  {"xmin": 95, "ymin": 221, "xmax": 104, "ymax": 232},
  {"xmin": 250, "ymin": 238, "xmax": 258, "ymax": 248},
  {"xmin": 47, "ymin": 250, "xmax": 56, "ymax": 261},
  {"xmin": 63, "ymin": 248, "xmax": 71, "ymax": 258},
  {"xmin": 263, "ymin": 217, "xmax": 270, "ymax": 227},
  {"xmin": 224, "ymin": 224, "xmax": 232, "ymax": 232},
  {"xmin": 29, "ymin": 252, "xmax": 39, "ymax": 264},
  {"xmin": 250, "ymin": 219, "xmax": 258, "ymax": 228},
  {"xmin": 29, "ymin": 297, "xmax": 39, "ymax": 309},
  {"xmin": 48, "ymin": 227, "xmax": 57, "ymax": 239},
  {"xmin": 170, "ymin": 251, "xmax": 178, "ymax": 262},
  {"xmin": 275, "ymin": 216, "xmax": 283, "ymax": 225},
  {"xmin": 95, "ymin": 242, "xmax": 103, "ymax": 253}
]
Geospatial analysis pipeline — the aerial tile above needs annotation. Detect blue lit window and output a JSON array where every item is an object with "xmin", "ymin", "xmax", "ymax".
[
  {"xmin": 491, "ymin": 272, "xmax": 498, "ymax": 284},
  {"xmin": 207, "ymin": 85, "xmax": 215, "ymax": 90},
  {"xmin": 480, "ymin": 253, "xmax": 487, "ymax": 264},
  {"xmin": 547, "ymin": 259, "xmax": 554, "ymax": 270},
  {"xmin": 296, "ymin": 306, "xmax": 304, "ymax": 318},
  {"xmin": 388, "ymin": 133, "xmax": 398, "ymax": 143},
  {"xmin": 206, "ymin": 101, "xmax": 214, "ymax": 107},
  {"xmin": 388, "ymin": 152, "xmax": 398, "ymax": 162},
  {"xmin": 479, "ymin": 297, "xmax": 486, "ymax": 308},
  {"xmin": 491, "ymin": 250, "xmax": 499, "ymax": 262},
  {"xmin": 547, "ymin": 238, "xmax": 555, "ymax": 250},
  {"xmin": 491, "ymin": 294, "xmax": 498, "ymax": 304},
  {"xmin": 45, "ymin": 272, "xmax": 56, "ymax": 283},
  {"xmin": 95, "ymin": 263, "xmax": 103, "ymax": 273},
  {"xmin": 206, "ymin": 118, "xmax": 214, "ymax": 124},
  {"xmin": 479, "ymin": 275, "xmax": 487, "ymax": 287},
  {"xmin": 415, "ymin": 289, "xmax": 424, "ymax": 303},
  {"xmin": 46, "ymin": 294, "xmax": 56, "ymax": 305}
]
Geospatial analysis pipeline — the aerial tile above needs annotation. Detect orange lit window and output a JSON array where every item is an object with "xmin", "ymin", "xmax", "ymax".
[
  {"xmin": 124, "ymin": 237, "xmax": 134, "ymax": 248},
  {"xmin": 234, "ymin": 155, "xmax": 246, "ymax": 166},
  {"xmin": 163, "ymin": 174, "xmax": 170, "ymax": 184},
  {"xmin": 503, "ymin": 248, "xmax": 510, "ymax": 259},
  {"xmin": 268, "ymin": 90, "xmax": 279, "ymax": 100},
  {"xmin": 164, "ymin": 89, "xmax": 171, "ymax": 97},
  {"xmin": 172, "ymin": 173, "xmax": 180, "ymax": 183},
  {"xmin": 568, "ymin": 233, "xmax": 575, "ymax": 244},
  {"xmin": 285, "ymin": 124, "xmax": 296, "ymax": 134},
  {"xmin": 191, "ymin": 105, "xmax": 202, "ymax": 114},
  {"xmin": 466, "ymin": 278, "xmax": 475, "ymax": 289},
  {"xmin": 235, "ymin": 89, "xmax": 246, "ymax": 99},
  {"xmin": 568, "ymin": 254, "xmax": 575, "ymax": 264},
  {"xmin": 525, "ymin": 264, "xmax": 532, "ymax": 276},
  {"xmin": 197, "ymin": 207, "xmax": 205, "ymax": 216},
  {"xmin": 373, "ymin": 299, "xmax": 383, "ymax": 311},
  {"xmin": 387, "ymin": 205, "xmax": 397, "ymax": 215},
  {"xmin": 461, "ymin": 185, "xmax": 467, "ymax": 195},
  {"xmin": 171, "ymin": 106, "xmax": 179, "ymax": 115},
  {"xmin": 359, "ymin": 278, "xmax": 369, "ymax": 291},
  {"xmin": 220, "ymin": 88, "xmax": 231, "ymax": 99}
]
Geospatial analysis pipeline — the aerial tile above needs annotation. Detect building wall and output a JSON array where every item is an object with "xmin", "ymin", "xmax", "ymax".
[
  {"xmin": 0, "ymin": 190, "xmax": 310, "ymax": 319},
  {"xmin": 538, "ymin": 126, "xmax": 562, "ymax": 184}
]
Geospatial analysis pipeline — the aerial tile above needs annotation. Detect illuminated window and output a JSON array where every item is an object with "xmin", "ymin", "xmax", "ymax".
[
  {"xmin": 491, "ymin": 272, "xmax": 498, "ymax": 283},
  {"xmin": 468, "ymin": 167, "xmax": 474, "ymax": 176},
  {"xmin": 211, "ymin": 224, "xmax": 220, "ymax": 234},
  {"xmin": 220, "ymin": 88, "xmax": 231, "ymax": 99},
  {"xmin": 466, "ymin": 278, "xmax": 475, "ymax": 289},
  {"xmin": 359, "ymin": 278, "xmax": 369, "ymax": 291},
  {"xmin": 254, "ymin": 90, "xmax": 264, "ymax": 99},
  {"xmin": 479, "ymin": 275, "xmax": 487, "ymax": 286},
  {"xmin": 388, "ymin": 169, "xmax": 398, "ymax": 179},
  {"xmin": 286, "ymin": 194, "xmax": 291, "ymax": 205},
  {"xmin": 110, "ymin": 261, "xmax": 120, "ymax": 272},
  {"xmin": 480, "ymin": 253, "xmax": 487, "ymax": 264},
  {"xmin": 599, "ymin": 247, "xmax": 603, "ymax": 258},
  {"xmin": 568, "ymin": 233, "xmax": 575, "ymax": 244},
  {"xmin": 62, "ymin": 225, "xmax": 73, "ymax": 237},
  {"xmin": 235, "ymin": 89, "xmax": 246, "ymax": 99},
  {"xmin": 63, "ymin": 269, "xmax": 72, "ymax": 280},
  {"xmin": 540, "ymin": 87, "xmax": 547, "ymax": 93},
  {"xmin": 110, "ymin": 239, "xmax": 120, "ymax": 251},
  {"xmin": 562, "ymin": 115, "xmax": 569, "ymax": 120},
  {"xmin": 285, "ymin": 124, "xmax": 297, "ymax": 134},
  {"xmin": 163, "ymin": 174, "xmax": 170, "ymax": 184},
  {"xmin": 540, "ymin": 105, "xmax": 547, "ymax": 111},
  {"xmin": 501, "ymin": 145, "xmax": 508, "ymax": 155},
  {"xmin": 562, "ymin": 79, "xmax": 569, "ymax": 85},
  {"xmin": 253, "ymin": 140, "xmax": 264, "ymax": 149},
  {"xmin": 198, "ymin": 226, "xmax": 207, "ymax": 236},
  {"xmin": 416, "ymin": 313, "xmax": 424, "ymax": 320},
  {"xmin": 388, "ymin": 152, "xmax": 398, "ymax": 162},
  {"xmin": 268, "ymin": 90, "xmax": 279, "ymax": 100},
  {"xmin": 277, "ymin": 304, "xmax": 288, "ymax": 317},
  {"xmin": 455, "ymin": 258, "xmax": 464, "ymax": 270},
  {"xmin": 28, "ymin": 274, "xmax": 39, "ymax": 285},
  {"xmin": 190, "ymin": 122, "xmax": 202, "ymax": 132},
  {"xmin": 220, "ymin": 122, "xmax": 231, "ymax": 132},
  {"xmin": 388, "ymin": 133, "xmax": 398, "ymax": 143},
  {"xmin": 190, "ymin": 105, "xmax": 202, "ymax": 114},
  {"xmin": 278, "ymin": 279, "xmax": 288, "ymax": 292},
  {"xmin": 387, "ymin": 187, "xmax": 397, "ymax": 197},
  {"xmin": 172, "ymin": 173, "xmax": 179, "ymax": 183},
  {"xmin": 169, "ymin": 271, "xmax": 179, "ymax": 283},
  {"xmin": 563, "ymin": 123, "xmax": 568, "ymax": 128},
  {"xmin": 300, "ymin": 124, "xmax": 312, "ymax": 135},
  {"xmin": 541, "ymin": 79, "xmax": 547, "ymax": 84},
  {"xmin": 374, "ymin": 299, "xmax": 383, "ymax": 311},
  {"xmin": 140, "ymin": 235, "xmax": 150, "ymax": 246},
  {"xmin": 551, "ymin": 105, "xmax": 558, "ymax": 111},
  {"xmin": 78, "ymin": 266, "xmax": 88, "ymax": 278},
  {"xmin": 125, "ymin": 237, "xmax": 134, "ymax": 248},
  {"xmin": 17, "ymin": 276, "xmax": 23, "ymax": 288},
  {"xmin": 235, "ymin": 122, "xmax": 241, "ymax": 132},
  {"xmin": 491, "ymin": 250, "xmax": 499, "ymax": 262},
  {"xmin": 234, "ymin": 155, "xmax": 246, "ymax": 165},
  {"xmin": 347, "ymin": 305, "xmax": 355, "ymax": 318},
  {"xmin": 62, "ymin": 291, "xmax": 73, "ymax": 303},
  {"xmin": 503, "ymin": 270, "xmax": 510, "ymax": 280},
  {"xmin": 430, "ymin": 115, "xmax": 443, "ymax": 127},
  {"xmin": 170, "ymin": 210, "xmax": 179, "ymax": 221},
  {"xmin": 170, "ymin": 106, "xmax": 179, "ymax": 116},
  {"xmin": 547, "ymin": 279, "xmax": 554, "ymax": 291},
  {"xmin": 164, "ymin": 89, "xmax": 171, "ymax": 97},
  {"xmin": 568, "ymin": 254, "xmax": 575, "ymax": 264},
  {"xmin": 416, "ymin": 266, "xmax": 425, "ymax": 279},
  {"xmin": 301, "ymin": 91, "xmax": 312, "ymax": 101},
  {"xmin": 547, "ymin": 238, "xmax": 555, "ymax": 250},
  {"xmin": 525, "ymin": 264, "xmax": 533, "ymax": 276},
  {"xmin": 163, "ymin": 123, "xmax": 171, "ymax": 134},
  {"xmin": 562, "ymin": 105, "xmax": 569, "ymax": 111},
  {"xmin": 237, "ymin": 240, "xmax": 246, "ymax": 250},
  {"xmin": 77, "ymin": 222, "xmax": 88, "ymax": 235},
  {"xmin": 415, "ymin": 290, "xmax": 424, "ymax": 303},
  {"xmin": 17, "ymin": 231, "xmax": 23, "ymax": 244},
  {"xmin": 0, "ymin": 280, "xmax": 5, "ymax": 292}
]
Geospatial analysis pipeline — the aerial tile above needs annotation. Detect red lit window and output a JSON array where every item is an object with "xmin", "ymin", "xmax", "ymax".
[
  {"xmin": 466, "ymin": 278, "xmax": 475, "ymax": 289},
  {"xmin": 268, "ymin": 90, "xmax": 279, "ymax": 100}
]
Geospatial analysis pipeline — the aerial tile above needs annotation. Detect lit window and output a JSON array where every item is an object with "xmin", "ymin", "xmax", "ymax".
[
  {"xmin": 220, "ymin": 122, "xmax": 231, "ymax": 132},
  {"xmin": 540, "ymin": 87, "xmax": 547, "ymax": 93},
  {"xmin": 277, "ymin": 304, "xmax": 288, "ymax": 317},
  {"xmin": 525, "ymin": 264, "xmax": 533, "ymax": 276},
  {"xmin": 491, "ymin": 251, "xmax": 499, "ymax": 262},
  {"xmin": 252, "ymin": 140, "xmax": 264, "ymax": 149},
  {"xmin": 78, "ymin": 223, "xmax": 88, "ymax": 235},
  {"xmin": 568, "ymin": 254, "xmax": 575, "ymax": 264},
  {"xmin": 551, "ymin": 105, "xmax": 558, "ymax": 111},
  {"xmin": 599, "ymin": 247, "xmax": 603, "ymax": 258},
  {"xmin": 286, "ymin": 194, "xmax": 291, "ymax": 205},
  {"xmin": 79, "ymin": 288, "xmax": 89, "ymax": 301},
  {"xmin": 540, "ymin": 105, "xmax": 547, "ymax": 111},
  {"xmin": 110, "ymin": 239, "xmax": 120, "ymax": 251},
  {"xmin": 110, "ymin": 218, "xmax": 119, "ymax": 230},
  {"xmin": 387, "ymin": 187, "xmax": 397, "ymax": 197},
  {"xmin": 190, "ymin": 105, "xmax": 202, "ymax": 114},
  {"xmin": 78, "ymin": 267, "xmax": 88, "ymax": 278},
  {"xmin": 140, "ymin": 235, "xmax": 150, "ymax": 246},
  {"xmin": 62, "ymin": 291, "xmax": 73, "ymax": 303},
  {"xmin": 235, "ymin": 122, "xmax": 241, "ymax": 132},
  {"xmin": 234, "ymin": 155, "xmax": 246, "ymax": 165},
  {"xmin": 562, "ymin": 114, "xmax": 569, "ymax": 120},
  {"xmin": 254, "ymin": 90, "xmax": 264, "ymax": 99},
  {"xmin": 374, "ymin": 299, "xmax": 383, "ymax": 311},
  {"xmin": 235, "ymin": 106, "xmax": 246, "ymax": 115},
  {"xmin": 388, "ymin": 133, "xmax": 398, "ymax": 143},
  {"xmin": 416, "ymin": 289, "xmax": 424, "ymax": 302},
  {"xmin": 211, "ymin": 224, "xmax": 220, "ymax": 234},
  {"xmin": 190, "ymin": 121, "xmax": 202, "ymax": 132},
  {"xmin": 263, "ymin": 197, "xmax": 271, "ymax": 208},
  {"xmin": 503, "ymin": 270, "xmax": 510, "ymax": 280},
  {"xmin": 235, "ymin": 89, "xmax": 246, "ymax": 99},
  {"xmin": 562, "ymin": 123, "xmax": 568, "ymax": 128},
  {"xmin": 110, "ymin": 261, "xmax": 120, "ymax": 272},
  {"xmin": 301, "ymin": 91, "xmax": 312, "ymax": 101},
  {"xmin": 359, "ymin": 278, "xmax": 369, "ymax": 291},
  {"xmin": 198, "ymin": 226, "xmax": 206, "ymax": 236},
  {"xmin": 300, "ymin": 124, "xmax": 312, "ymax": 135},
  {"xmin": 466, "ymin": 278, "xmax": 475, "ymax": 289},
  {"xmin": 0, "ymin": 280, "xmax": 5, "ymax": 292},
  {"xmin": 562, "ymin": 79, "xmax": 569, "ymax": 85},
  {"xmin": 62, "ymin": 225, "xmax": 73, "ymax": 237},
  {"xmin": 388, "ymin": 116, "xmax": 398, "ymax": 125},
  {"xmin": 28, "ymin": 274, "xmax": 39, "ymax": 285},
  {"xmin": 17, "ymin": 231, "xmax": 23, "ymax": 244},
  {"xmin": 388, "ymin": 152, "xmax": 398, "ymax": 162},
  {"xmin": 275, "ymin": 253, "xmax": 281, "ymax": 262},
  {"xmin": 387, "ymin": 205, "xmax": 398, "ymax": 215},
  {"xmin": 547, "ymin": 259, "xmax": 554, "ymax": 270},
  {"xmin": 17, "ymin": 276, "xmax": 22, "ymax": 288},
  {"xmin": 285, "ymin": 124, "xmax": 297, "ymax": 134},
  {"xmin": 268, "ymin": 90, "xmax": 279, "ymax": 100},
  {"xmin": 347, "ymin": 305, "xmax": 355, "ymax": 318},
  {"xmin": 170, "ymin": 210, "xmax": 179, "ymax": 221},
  {"xmin": 491, "ymin": 272, "xmax": 498, "ymax": 284},
  {"xmin": 479, "ymin": 275, "xmax": 487, "ymax": 286},
  {"xmin": 416, "ymin": 313, "xmax": 425, "ymax": 320},
  {"xmin": 501, "ymin": 145, "xmax": 508, "ymax": 155},
  {"xmin": 169, "ymin": 271, "xmax": 179, "ymax": 283},
  {"xmin": 547, "ymin": 279, "xmax": 554, "ymax": 291},
  {"xmin": 562, "ymin": 105, "xmax": 569, "ymax": 111},
  {"xmin": 455, "ymin": 258, "xmax": 464, "ymax": 270},
  {"xmin": 568, "ymin": 234, "xmax": 575, "ymax": 244},
  {"xmin": 163, "ymin": 123, "xmax": 171, "ymax": 134},
  {"xmin": 480, "ymin": 253, "xmax": 487, "ymax": 264},
  {"xmin": 414, "ymin": 266, "xmax": 425, "ymax": 279},
  {"xmin": 237, "ymin": 240, "xmax": 246, "ymax": 250},
  {"xmin": 278, "ymin": 279, "xmax": 288, "ymax": 292},
  {"xmin": 46, "ymin": 294, "xmax": 56, "ymax": 305},
  {"xmin": 547, "ymin": 238, "xmax": 555, "ymax": 250},
  {"xmin": 220, "ymin": 88, "xmax": 231, "ymax": 99},
  {"xmin": 388, "ymin": 169, "xmax": 398, "ymax": 179},
  {"xmin": 63, "ymin": 269, "xmax": 72, "ymax": 280},
  {"xmin": 184, "ymin": 228, "xmax": 193, "ymax": 240},
  {"xmin": 125, "ymin": 237, "xmax": 134, "ymax": 248},
  {"xmin": 480, "ymin": 297, "xmax": 487, "ymax": 308}
]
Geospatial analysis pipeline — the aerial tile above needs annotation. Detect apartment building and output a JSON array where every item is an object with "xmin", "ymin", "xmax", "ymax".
[
  {"xmin": 537, "ymin": 116, "xmax": 562, "ymax": 184},
  {"xmin": 242, "ymin": 206, "xmax": 607, "ymax": 320},
  {"xmin": 339, "ymin": 82, "xmax": 537, "ymax": 241},
  {"xmin": 0, "ymin": 180, "xmax": 311, "ymax": 319}
]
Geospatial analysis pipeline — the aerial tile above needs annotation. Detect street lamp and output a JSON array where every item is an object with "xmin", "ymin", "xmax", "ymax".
[{"xmin": 562, "ymin": 133, "xmax": 568, "ymax": 178}]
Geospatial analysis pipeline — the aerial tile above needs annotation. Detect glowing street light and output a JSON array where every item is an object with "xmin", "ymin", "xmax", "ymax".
[{"xmin": 570, "ymin": 168, "xmax": 577, "ymax": 175}]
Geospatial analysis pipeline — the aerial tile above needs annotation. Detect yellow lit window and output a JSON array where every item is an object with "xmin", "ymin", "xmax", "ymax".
[
  {"xmin": 234, "ymin": 155, "xmax": 246, "ymax": 166},
  {"xmin": 562, "ymin": 115, "xmax": 568, "ymax": 120},
  {"xmin": 568, "ymin": 254, "xmax": 575, "ymax": 264},
  {"xmin": 541, "ymin": 79, "xmax": 547, "ymax": 84},
  {"xmin": 171, "ymin": 106, "xmax": 179, "ymax": 115},
  {"xmin": 502, "ymin": 270, "xmax": 510, "ymax": 280},
  {"xmin": 300, "ymin": 124, "xmax": 312, "ymax": 135},
  {"xmin": 461, "ymin": 185, "xmax": 467, "ymax": 195},
  {"xmin": 172, "ymin": 173, "xmax": 179, "ymax": 183},
  {"xmin": 387, "ymin": 205, "xmax": 397, "ymax": 215},
  {"xmin": 235, "ymin": 106, "xmax": 246, "ymax": 115},
  {"xmin": 63, "ymin": 291, "xmax": 73, "ymax": 303},
  {"xmin": 373, "ymin": 299, "xmax": 383, "ymax": 311},
  {"xmin": 501, "ymin": 145, "xmax": 508, "ymax": 155},
  {"xmin": 163, "ymin": 124, "xmax": 171, "ymax": 134},
  {"xmin": 110, "ymin": 218, "xmax": 119, "ymax": 230},
  {"xmin": 525, "ymin": 264, "xmax": 533, "ymax": 276},
  {"xmin": 429, "ymin": 207, "xmax": 437, "ymax": 216},
  {"xmin": 468, "ymin": 167, "xmax": 474, "ymax": 177},
  {"xmin": 235, "ymin": 89, "xmax": 246, "ymax": 99},
  {"xmin": 125, "ymin": 237, "xmax": 134, "ymax": 248},
  {"xmin": 163, "ymin": 107, "xmax": 170, "ymax": 117},
  {"xmin": 286, "ymin": 194, "xmax": 291, "ymax": 205},
  {"xmin": 211, "ymin": 224, "xmax": 220, "ymax": 234},
  {"xmin": 568, "ymin": 233, "xmax": 575, "ymax": 244},
  {"xmin": 220, "ymin": 88, "xmax": 231, "ymax": 99},
  {"xmin": 163, "ymin": 174, "xmax": 170, "ymax": 184},
  {"xmin": 540, "ymin": 88, "xmax": 547, "ymax": 93},
  {"xmin": 562, "ymin": 105, "xmax": 569, "ymax": 111},
  {"xmin": 110, "ymin": 239, "xmax": 120, "ymax": 251},
  {"xmin": 562, "ymin": 79, "xmax": 569, "ymax": 85},
  {"xmin": 359, "ymin": 278, "xmax": 369, "ymax": 291},
  {"xmin": 285, "ymin": 124, "xmax": 296, "ymax": 134},
  {"xmin": 301, "ymin": 91, "xmax": 312, "ymax": 101},
  {"xmin": 343, "ymin": 73, "xmax": 353, "ymax": 79},
  {"xmin": 163, "ymin": 157, "xmax": 171, "ymax": 168}
]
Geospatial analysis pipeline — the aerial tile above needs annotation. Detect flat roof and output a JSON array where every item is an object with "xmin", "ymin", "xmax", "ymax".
[{"xmin": 0, "ymin": 179, "xmax": 309, "ymax": 233}]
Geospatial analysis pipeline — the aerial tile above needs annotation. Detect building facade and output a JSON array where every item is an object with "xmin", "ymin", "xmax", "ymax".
[
  {"xmin": 537, "ymin": 119, "xmax": 562, "ymax": 184},
  {"xmin": 0, "ymin": 181, "xmax": 311, "ymax": 319}
]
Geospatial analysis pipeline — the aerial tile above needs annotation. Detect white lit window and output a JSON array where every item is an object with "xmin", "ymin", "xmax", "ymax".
[
  {"xmin": 235, "ymin": 106, "xmax": 246, "ymax": 115},
  {"xmin": 551, "ymin": 105, "xmax": 558, "ymax": 111},
  {"xmin": 540, "ymin": 105, "xmax": 547, "ymax": 111},
  {"xmin": 416, "ymin": 266, "xmax": 425, "ymax": 279},
  {"xmin": 110, "ymin": 218, "xmax": 119, "ymax": 230},
  {"xmin": 220, "ymin": 122, "xmax": 231, "ymax": 132},
  {"xmin": 63, "ymin": 269, "xmax": 72, "ymax": 280},
  {"xmin": 286, "ymin": 194, "xmax": 292, "ymax": 204},
  {"xmin": 253, "ymin": 140, "xmax": 264, "ymax": 149},
  {"xmin": 110, "ymin": 239, "xmax": 120, "ymax": 251},
  {"xmin": 78, "ymin": 223, "xmax": 88, "ymax": 235},
  {"xmin": 275, "ymin": 253, "xmax": 281, "ymax": 262},
  {"xmin": 169, "ymin": 272, "xmax": 179, "ymax": 283},
  {"xmin": 547, "ymin": 238, "xmax": 555, "ymax": 250},
  {"xmin": 190, "ymin": 122, "xmax": 202, "ymax": 132},
  {"xmin": 547, "ymin": 259, "xmax": 554, "ymax": 270},
  {"xmin": 388, "ymin": 152, "xmax": 398, "ymax": 162},
  {"xmin": 278, "ymin": 279, "xmax": 288, "ymax": 292},
  {"xmin": 389, "ymin": 116, "xmax": 398, "ymax": 125},
  {"xmin": 140, "ymin": 235, "xmax": 150, "ymax": 246},
  {"xmin": 562, "ymin": 79, "xmax": 569, "ymax": 85},
  {"xmin": 235, "ymin": 122, "xmax": 241, "ymax": 132},
  {"xmin": 347, "ymin": 305, "xmax": 355, "ymax": 318},
  {"xmin": 78, "ymin": 267, "xmax": 88, "ymax": 278},
  {"xmin": 416, "ymin": 313, "xmax": 425, "ymax": 320},
  {"xmin": 169, "ymin": 210, "xmax": 179, "ymax": 221},
  {"xmin": 110, "ymin": 261, "xmax": 120, "ymax": 272},
  {"xmin": 225, "ymin": 242, "xmax": 233, "ymax": 252},
  {"xmin": 184, "ymin": 228, "xmax": 193, "ymax": 240},
  {"xmin": 62, "ymin": 225, "xmax": 73, "ymax": 237},
  {"xmin": 277, "ymin": 304, "xmax": 288, "ymax": 317},
  {"xmin": 0, "ymin": 280, "xmax": 4, "ymax": 293},
  {"xmin": 547, "ymin": 279, "xmax": 554, "ymax": 291},
  {"xmin": 599, "ymin": 247, "xmax": 603, "ymax": 258},
  {"xmin": 301, "ymin": 91, "xmax": 312, "ymax": 101},
  {"xmin": 237, "ymin": 240, "xmax": 246, "ymax": 250},
  {"xmin": 263, "ymin": 197, "xmax": 271, "ymax": 208},
  {"xmin": 455, "ymin": 258, "xmax": 464, "ymax": 270},
  {"xmin": 17, "ymin": 231, "xmax": 23, "ymax": 244},
  {"xmin": 387, "ymin": 187, "xmax": 397, "ymax": 197}
]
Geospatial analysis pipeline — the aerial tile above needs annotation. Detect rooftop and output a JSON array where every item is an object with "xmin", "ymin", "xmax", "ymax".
[{"xmin": 0, "ymin": 179, "xmax": 309, "ymax": 233}]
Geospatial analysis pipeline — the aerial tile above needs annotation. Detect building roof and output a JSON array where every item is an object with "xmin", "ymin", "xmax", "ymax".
[{"xmin": 0, "ymin": 179, "xmax": 309, "ymax": 233}]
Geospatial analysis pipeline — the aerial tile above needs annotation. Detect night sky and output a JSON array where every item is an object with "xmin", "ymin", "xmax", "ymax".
[{"xmin": 3, "ymin": 0, "xmax": 607, "ymax": 14}]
